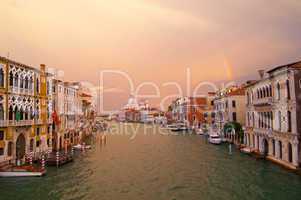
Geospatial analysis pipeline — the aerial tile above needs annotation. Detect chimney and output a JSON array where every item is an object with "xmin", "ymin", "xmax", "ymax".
[
  {"xmin": 258, "ymin": 70, "xmax": 265, "ymax": 79},
  {"xmin": 40, "ymin": 64, "xmax": 46, "ymax": 72}
]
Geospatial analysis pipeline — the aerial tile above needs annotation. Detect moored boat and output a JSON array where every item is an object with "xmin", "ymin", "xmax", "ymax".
[
  {"xmin": 195, "ymin": 128, "xmax": 204, "ymax": 135},
  {"xmin": 0, "ymin": 170, "xmax": 46, "ymax": 177},
  {"xmin": 168, "ymin": 123, "xmax": 189, "ymax": 132},
  {"xmin": 240, "ymin": 147, "xmax": 254, "ymax": 154},
  {"xmin": 0, "ymin": 165, "xmax": 46, "ymax": 177},
  {"xmin": 73, "ymin": 144, "xmax": 92, "ymax": 150},
  {"xmin": 208, "ymin": 134, "xmax": 222, "ymax": 144}
]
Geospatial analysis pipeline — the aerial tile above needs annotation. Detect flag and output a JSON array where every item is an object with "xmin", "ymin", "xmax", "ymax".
[{"xmin": 52, "ymin": 110, "xmax": 60, "ymax": 125}]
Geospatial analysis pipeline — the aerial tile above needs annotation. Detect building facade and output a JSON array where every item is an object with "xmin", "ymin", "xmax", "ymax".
[
  {"xmin": 203, "ymin": 92, "xmax": 216, "ymax": 129},
  {"xmin": 52, "ymin": 80, "xmax": 83, "ymax": 151},
  {"xmin": 213, "ymin": 85, "xmax": 246, "ymax": 132},
  {"xmin": 245, "ymin": 61, "xmax": 301, "ymax": 168},
  {"xmin": 170, "ymin": 97, "xmax": 208, "ymax": 128},
  {"xmin": 0, "ymin": 57, "xmax": 53, "ymax": 165}
]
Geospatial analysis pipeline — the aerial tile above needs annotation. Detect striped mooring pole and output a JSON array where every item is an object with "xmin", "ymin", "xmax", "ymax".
[
  {"xmin": 56, "ymin": 151, "xmax": 59, "ymax": 168},
  {"xmin": 41, "ymin": 154, "xmax": 45, "ymax": 170},
  {"xmin": 47, "ymin": 149, "xmax": 51, "ymax": 159}
]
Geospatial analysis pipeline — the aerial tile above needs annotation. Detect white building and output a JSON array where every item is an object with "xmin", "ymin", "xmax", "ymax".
[
  {"xmin": 245, "ymin": 61, "xmax": 301, "ymax": 168},
  {"xmin": 52, "ymin": 79, "xmax": 83, "ymax": 150},
  {"xmin": 213, "ymin": 85, "xmax": 247, "ymax": 132}
]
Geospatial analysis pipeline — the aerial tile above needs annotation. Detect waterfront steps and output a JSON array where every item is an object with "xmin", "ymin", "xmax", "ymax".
[{"xmin": 0, "ymin": 160, "xmax": 13, "ymax": 171}]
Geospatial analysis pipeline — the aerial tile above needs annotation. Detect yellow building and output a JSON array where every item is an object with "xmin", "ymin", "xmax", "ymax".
[{"xmin": 0, "ymin": 57, "xmax": 53, "ymax": 166}]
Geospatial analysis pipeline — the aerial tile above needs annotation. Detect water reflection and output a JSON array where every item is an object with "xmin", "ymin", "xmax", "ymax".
[{"xmin": 1, "ymin": 123, "xmax": 301, "ymax": 200}]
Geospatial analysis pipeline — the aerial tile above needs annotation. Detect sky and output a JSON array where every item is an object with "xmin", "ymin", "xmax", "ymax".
[{"xmin": 1, "ymin": 0, "xmax": 301, "ymax": 111}]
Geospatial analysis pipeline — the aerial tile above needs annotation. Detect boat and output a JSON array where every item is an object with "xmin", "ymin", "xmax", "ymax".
[
  {"xmin": 46, "ymin": 153, "xmax": 73, "ymax": 166},
  {"xmin": 208, "ymin": 134, "xmax": 222, "ymax": 144},
  {"xmin": 195, "ymin": 128, "xmax": 204, "ymax": 135},
  {"xmin": 0, "ymin": 170, "xmax": 45, "ymax": 177},
  {"xmin": 0, "ymin": 165, "xmax": 46, "ymax": 177},
  {"xmin": 73, "ymin": 144, "xmax": 92, "ymax": 150},
  {"xmin": 170, "ymin": 123, "xmax": 189, "ymax": 132},
  {"xmin": 240, "ymin": 147, "xmax": 253, "ymax": 154}
]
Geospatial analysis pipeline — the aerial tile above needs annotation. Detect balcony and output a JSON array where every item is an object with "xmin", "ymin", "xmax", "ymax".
[
  {"xmin": 0, "ymin": 120, "xmax": 8, "ymax": 127},
  {"xmin": 0, "ymin": 120, "xmax": 35, "ymax": 127},
  {"xmin": 253, "ymin": 97, "xmax": 273, "ymax": 106},
  {"xmin": 253, "ymin": 128, "xmax": 273, "ymax": 137},
  {"xmin": 34, "ymin": 119, "xmax": 43, "ymax": 124},
  {"xmin": 9, "ymin": 86, "xmax": 34, "ymax": 95}
]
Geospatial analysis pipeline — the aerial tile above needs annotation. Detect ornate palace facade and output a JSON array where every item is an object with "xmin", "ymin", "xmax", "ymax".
[
  {"xmin": 245, "ymin": 61, "xmax": 301, "ymax": 168},
  {"xmin": 0, "ymin": 57, "xmax": 53, "ymax": 165}
]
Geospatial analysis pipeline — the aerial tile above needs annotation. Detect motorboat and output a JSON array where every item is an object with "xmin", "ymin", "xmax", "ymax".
[
  {"xmin": 169, "ymin": 123, "xmax": 189, "ymax": 132},
  {"xmin": 208, "ymin": 134, "xmax": 222, "ymax": 144},
  {"xmin": 195, "ymin": 128, "xmax": 204, "ymax": 135},
  {"xmin": 73, "ymin": 144, "xmax": 92, "ymax": 150}
]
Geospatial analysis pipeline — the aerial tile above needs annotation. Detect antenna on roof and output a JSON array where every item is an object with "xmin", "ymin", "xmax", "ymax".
[{"xmin": 6, "ymin": 52, "xmax": 10, "ymax": 59}]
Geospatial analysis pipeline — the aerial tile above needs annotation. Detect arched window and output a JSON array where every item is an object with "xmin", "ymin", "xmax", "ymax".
[
  {"xmin": 263, "ymin": 112, "xmax": 268, "ymax": 128},
  {"xmin": 266, "ymin": 112, "xmax": 269, "ymax": 129},
  {"xmin": 25, "ymin": 76, "xmax": 29, "ymax": 89},
  {"xmin": 29, "ymin": 77, "xmax": 33, "ymax": 90},
  {"xmin": 0, "ymin": 103, "xmax": 4, "ymax": 120},
  {"xmin": 288, "ymin": 143, "xmax": 292, "ymax": 163},
  {"xmin": 270, "ymin": 111, "xmax": 274, "ymax": 129},
  {"xmin": 36, "ymin": 106, "xmax": 40, "ymax": 119},
  {"xmin": 36, "ymin": 78, "xmax": 39, "ymax": 93},
  {"xmin": 20, "ymin": 108, "xmax": 24, "ymax": 120},
  {"xmin": 269, "ymin": 85, "xmax": 272, "ymax": 97},
  {"xmin": 7, "ymin": 141, "xmax": 13, "ymax": 156},
  {"xmin": 263, "ymin": 88, "xmax": 266, "ymax": 98},
  {"xmin": 288, "ymin": 111, "xmax": 292, "ymax": 132},
  {"xmin": 14, "ymin": 107, "xmax": 18, "ymax": 121},
  {"xmin": 14, "ymin": 74, "xmax": 19, "ymax": 87},
  {"xmin": 9, "ymin": 72, "xmax": 13, "ymax": 86},
  {"xmin": 258, "ymin": 113, "xmax": 261, "ymax": 128},
  {"xmin": 277, "ymin": 82, "xmax": 281, "ymax": 100},
  {"xmin": 30, "ymin": 107, "xmax": 34, "ymax": 119},
  {"xmin": 0, "ymin": 68, "xmax": 4, "ymax": 87},
  {"xmin": 279, "ymin": 141, "xmax": 283, "ymax": 159},
  {"xmin": 24, "ymin": 107, "xmax": 28, "ymax": 120},
  {"xmin": 20, "ymin": 75, "xmax": 24, "ymax": 88},
  {"xmin": 278, "ymin": 111, "xmax": 281, "ymax": 131},
  {"xmin": 261, "ymin": 113, "xmax": 264, "ymax": 128},
  {"xmin": 7, "ymin": 142, "xmax": 13, "ymax": 156},
  {"xmin": 9, "ymin": 106, "xmax": 13, "ymax": 120},
  {"xmin": 260, "ymin": 89, "xmax": 263, "ymax": 98},
  {"xmin": 266, "ymin": 86, "xmax": 269, "ymax": 97},
  {"xmin": 286, "ymin": 80, "xmax": 291, "ymax": 100}
]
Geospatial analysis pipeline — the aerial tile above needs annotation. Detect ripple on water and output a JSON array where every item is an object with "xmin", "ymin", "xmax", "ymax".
[{"xmin": 1, "ymin": 124, "xmax": 301, "ymax": 200}]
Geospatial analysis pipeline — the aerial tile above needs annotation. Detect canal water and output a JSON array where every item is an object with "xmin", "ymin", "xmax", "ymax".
[{"xmin": 1, "ymin": 123, "xmax": 301, "ymax": 200}]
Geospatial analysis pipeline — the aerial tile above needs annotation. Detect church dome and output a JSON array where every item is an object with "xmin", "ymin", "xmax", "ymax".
[{"xmin": 124, "ymin": 94, "xmax": 139, "ymax": 110}]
